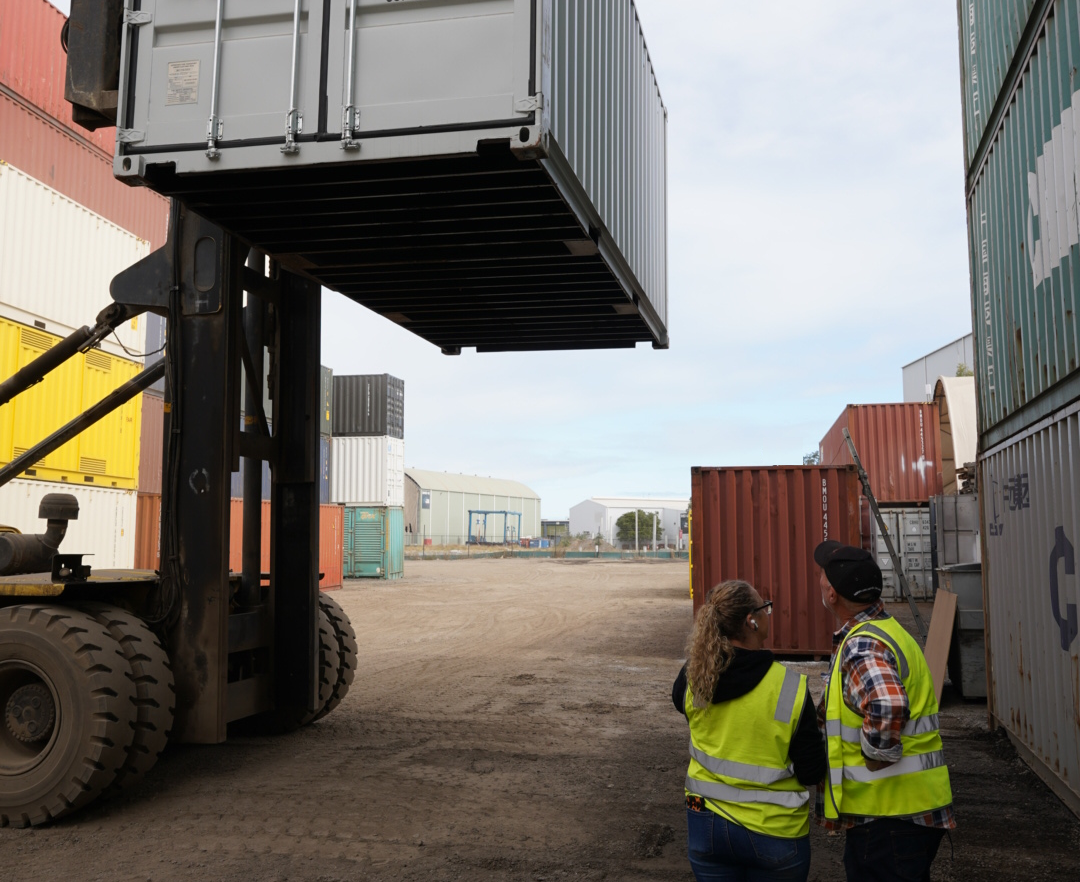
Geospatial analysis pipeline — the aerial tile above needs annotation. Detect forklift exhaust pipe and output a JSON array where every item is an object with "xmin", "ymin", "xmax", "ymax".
[{"xmin": 0, "ymin": 494, "xmax": 79, "ymax": 576}]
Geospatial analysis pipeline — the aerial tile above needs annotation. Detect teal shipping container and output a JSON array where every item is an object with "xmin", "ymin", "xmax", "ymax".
[
  {"xmin": 961, "ymin": 0, "xmax": 1080, "ymax": 447},
  {"xmin": 958, "ymin": 0, "xmax": 1039, "ymax": 165},
  {"xmin": 344, "ymin": 506, "xmax": 404, "ymax": 580}
]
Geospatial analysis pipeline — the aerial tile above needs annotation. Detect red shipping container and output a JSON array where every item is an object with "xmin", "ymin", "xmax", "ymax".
[
  {"xmin": 138, "ymin": 392, "xmax": 164, "ymax": 495},
  {"xmin": 690, "ymin": 465, "xmax": 862, "ymax": 656},
  {"xmin": 0, "ymin": 94, "xmax": 169, "ymax": 247},
  {"xmin": 134, "ymin": 494, "xmax": 343, "ymax": 590},
  {"xmin": 0, "ymin": 0, "xmax": 115, "ymax": 156},
  {"xmin": 818, "ymin": 404, "xmax": 942, "ymax": 504}
]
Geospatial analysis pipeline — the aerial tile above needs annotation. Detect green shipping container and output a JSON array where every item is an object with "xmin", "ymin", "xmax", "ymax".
[
  {"xmin": 344, "ymin": 506, "xmax": 404, "ymax": 580},
  {"xmin": 958, "ymin": 0, "xmax": 1040, "ymax": 166},
  {"xmin": 963, "ymin": 0, "xmax": 1080, "ymax": 447}
]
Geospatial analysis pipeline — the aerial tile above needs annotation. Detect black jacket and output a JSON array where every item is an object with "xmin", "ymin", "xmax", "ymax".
[{"xmin": 672, "ymin": 648, "xmax": 826, "ymax": 787}]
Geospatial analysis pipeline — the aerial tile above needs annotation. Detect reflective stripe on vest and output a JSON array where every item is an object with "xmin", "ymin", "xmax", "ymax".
[
  {"xmin": 774, "ymin": 668, "xmax": 801, "ymax": 723},
  {"xmin": 685, "ymin": 776, "xmax": 809, "ymax": 809},
  {"xmin": 689, "ymin": 743, "xmax": 795, "ymax": 786},
  {"xmin": 826, "ymin": 714, "xmax": 941, "ymax": 743},
  {"xmin": 827, "ymin": 750, "xmax": 947, "ymax": 785}
]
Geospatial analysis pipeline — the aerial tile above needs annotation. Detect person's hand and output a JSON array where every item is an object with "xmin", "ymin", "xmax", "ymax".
[{"xmin": 863, "ymin": 757, "xmax": 895, "ymax": 772}]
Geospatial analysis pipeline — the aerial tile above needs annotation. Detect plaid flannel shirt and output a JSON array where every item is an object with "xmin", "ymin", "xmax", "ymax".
[{"xmin": 814, "ymin": 601, "xmax": 956, "ymax": 831}]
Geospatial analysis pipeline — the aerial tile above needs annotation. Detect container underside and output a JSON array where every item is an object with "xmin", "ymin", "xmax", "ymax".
[{"xmin": 141, "ymin": 145, "xmax": 661, "ymax": 353}]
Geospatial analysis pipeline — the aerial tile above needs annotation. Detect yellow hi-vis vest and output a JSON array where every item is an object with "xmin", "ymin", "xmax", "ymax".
[
  {"xmin": 823, "ymin": 617, "xmax": 953, "ymax": 820},
  {"xmin": 684, "ymin": 662, "xmax": 811, "ymax": 838}
]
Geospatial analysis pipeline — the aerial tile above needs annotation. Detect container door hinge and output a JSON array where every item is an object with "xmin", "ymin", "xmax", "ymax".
[
  {"xmin": 515, "ymin": 93, "xmax": 543, "ymax": 113},
  {"xmin": 123, "ymin": 10, "xmax": 153, "ymax": 26},
  {"xmin": 117, "ymin": 128, "xmax": 145, "ymax": 144}
]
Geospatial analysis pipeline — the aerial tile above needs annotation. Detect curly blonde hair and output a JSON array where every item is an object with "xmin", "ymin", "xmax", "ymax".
[{"xmin": 685, "ymin": 580, "xmax": 758, "ymax": 708}]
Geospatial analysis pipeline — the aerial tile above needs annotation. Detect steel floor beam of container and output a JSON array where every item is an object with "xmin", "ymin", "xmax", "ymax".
[{"xmin": 143, "ymin": 145, "xmax": 665, "ymax": 354}]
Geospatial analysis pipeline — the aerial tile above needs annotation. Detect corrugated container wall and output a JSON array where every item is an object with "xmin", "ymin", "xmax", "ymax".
[
  {"xmin": 548, "ymin": 0, "xmax": 668, "ymax": 325},
  {"xmin": 0, "ymin": 0, "xmax": 117, "ymax": 157},
  {"xmin": 0, "ymin": 94, "xmax": 169, "ymax": 248},
  {"xmin": 134, "ymin": 495, "xmax": 343, "ymax": 589},
  {"xmin": 331, "ymin": 436, "xmax": 405, "ymax": 507},
  {"xmin": 138, "ymin": 392, "xmax": 164, "ymax": 494},
  {"xmin": 690, "ymin": 465, "xmax": 862, "ymax": 655},
  {"xmin": 962, "ymin": 2, "xmax": 1080, "ymax": 445},
  {"xmin": 332, "ymin": 375, "xmax": 404, "ymax": 439},
  {"xmin": 978, "ymin": 400, "xmax": 1080, "ymax": 816},
  {"xmin": 0, "ymin": 478, "xmax": 136, "ymax": 569},
  {"xmin": 0, "ymin": 163, "xmax": 149, "ymax": 359},
  {"xmin": 0, "ymin": 317, "xmax": 143, "ymax": 488},
  {"xmin": 958, "ymin": 0, "xmax": 1039, "ymax": 165},
  {"xmin": 819, "ymin": 404, "xmax": 942, "ymax": 503},
  {"xmin": 871, "ymin": 506, "xmax": 934, "ymax": 601}
]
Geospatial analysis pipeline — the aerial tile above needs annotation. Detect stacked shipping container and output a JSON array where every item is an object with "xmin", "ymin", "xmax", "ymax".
[
  {"xmin": 958, "ymin": 0, "xmax": 1080, "ymax": 817},
  {"xmin": 0, "ymin": 1, "xmax": 170, "ymax": 567}
]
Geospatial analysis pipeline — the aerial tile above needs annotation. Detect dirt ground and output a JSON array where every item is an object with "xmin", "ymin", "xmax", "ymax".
[{"xmin": 1, "ymin": 559, "xmax": 1078, "ymax": 881}]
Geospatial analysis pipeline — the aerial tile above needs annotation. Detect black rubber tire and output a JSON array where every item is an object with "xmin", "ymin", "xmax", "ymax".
[
  {"xmin": 75, "ymin": 604, "xmax": 174, "ymax": 792},
  {"xmin": 231, "ymin": 605, "xmax": 338, "ymax": 735},
  {"xmin": 0, "ymin": 604, "xmax": 137, "ymax": 827},
  {"xmin": 301, "ymin": 606, "xmax": 338, "ymax": 726},
  {"xmin": 314, "ymin": 592, "xmax": 357, "ymax": 721}
]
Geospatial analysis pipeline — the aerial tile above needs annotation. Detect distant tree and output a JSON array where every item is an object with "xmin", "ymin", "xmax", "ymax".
[
  {"xmin": 615, "ymin": 510, "xmax": 663, "ymax": 542},
  {"xmin": 803, "ymin": 450, "xmax": 821, "ymax": 465},
  {"xmin": 956, "ymin": 363, "xmax": 974, "ymax": 377}
]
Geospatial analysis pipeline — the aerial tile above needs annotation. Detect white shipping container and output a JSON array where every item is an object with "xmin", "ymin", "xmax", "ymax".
[
  {"xmin": 872, "ymin": 507, "xmax": 934, "ymax": 601},
  {"xmin": 0, "ymin": 162, "xmax": 149, "ymax": 360},
  {"xmin": 979, "ymin": 399, "xmax": 1080, "ymax": 818},
  {"xmin": 108, "ymin": 0, "xmax": 667, "ymax": 353},
  {"xmin": 0, "ymin": 478, "xmax": 137, "ymax": 570},
  {"xmin": 331, "ymin": 436, "xmax": 405, "ymax": 508}
]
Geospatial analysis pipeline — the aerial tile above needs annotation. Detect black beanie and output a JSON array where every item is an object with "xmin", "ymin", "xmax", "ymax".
[{"xmin": 814, "ymin": 540, "xmax": 883, "ymax": 603}]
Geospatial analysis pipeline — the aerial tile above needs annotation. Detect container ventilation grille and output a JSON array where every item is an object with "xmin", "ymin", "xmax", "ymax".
[
  {"xmin": 79, "ymin": 457, "xmax": 107, "ymax": 475},
  {"xmin": 85, "ymin": 351, "xmax": 112, "ymax": 371},
  {"xmin": 20, "ymin": 329, "xmax": 54, "ymax": 351}
]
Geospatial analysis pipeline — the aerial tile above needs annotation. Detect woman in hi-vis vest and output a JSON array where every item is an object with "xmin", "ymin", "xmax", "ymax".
[{"xmin": 673, "ymin": 581, "xmax": 826, "ymax": 881}]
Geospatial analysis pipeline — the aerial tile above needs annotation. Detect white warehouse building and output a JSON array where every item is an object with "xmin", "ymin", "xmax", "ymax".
[{"xmin": 569, "ymin": 497, "xmax": 689, "ymax": 548}]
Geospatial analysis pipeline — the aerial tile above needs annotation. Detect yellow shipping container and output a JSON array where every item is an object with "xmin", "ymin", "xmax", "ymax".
[{"xmin": 0, "ymin": 317, "xmax": 142, "ymax": 489}]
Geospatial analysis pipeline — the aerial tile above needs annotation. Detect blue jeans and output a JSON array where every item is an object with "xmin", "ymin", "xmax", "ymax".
[
  {"xmin": 686, "ymin": 806, "xmax": 811, "ymax": 882},
  {"xmin": 842, "ymin": 819, "xmax": 945, "ymax": 882}
]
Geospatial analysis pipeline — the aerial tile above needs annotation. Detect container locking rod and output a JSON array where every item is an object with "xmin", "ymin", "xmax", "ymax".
[
  {"xmin": 206, "ymin": 0, "xmax": 225, "ymax": 159},
  {"xmin": 341, "ymin": 0, "xmax": 360, "ymax": 150},
  {"xmin": 282, "ymin": 0, "xmax": 303, "ymax": 154}
]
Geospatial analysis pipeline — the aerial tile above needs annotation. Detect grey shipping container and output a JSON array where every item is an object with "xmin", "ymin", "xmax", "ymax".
[
  {"xmin": 108, "ymin": 0, "xmax": 668, "ymax": 353},
  {"xmin": 978, "ymin": 398, "xmax": 1080, "ymax": 817},
  {"xmin": 871, "ymin": 505, "xmax": 934, "ymax": 602},
  {"xmin": 960, "ymin": 1, "xmax": 1080, "ymax": 447},
  {"xmin": 320, "ymin": 366, "xmax": 333, "ymax": 438},
  {"xmin": 319, "ymin": 434, "xmax": 331, "ymax": 505},
  {"xmin": 333, "ymin": 375, "xmax": 404, "ymax": 439}
]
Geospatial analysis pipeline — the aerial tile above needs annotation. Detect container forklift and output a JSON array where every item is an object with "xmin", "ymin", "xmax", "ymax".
[{"xmin": 0, "ymin": 6, "xmax": 357, "ymax": 821}]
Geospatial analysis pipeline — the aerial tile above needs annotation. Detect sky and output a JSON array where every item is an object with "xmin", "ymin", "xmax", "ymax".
[{"xmin": 49, "ymin": 1, "xmax": 972, "ymax": 518}]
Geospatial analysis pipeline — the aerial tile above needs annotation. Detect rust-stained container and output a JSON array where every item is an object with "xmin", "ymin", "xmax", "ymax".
[
  {"xmin": 0, "ymin": 0, "xmax": 116, "ymax": 157},
  {"xmin": 134, "ymin": 492, "xmax": 161, "ymax": 571},
  {"xmin": 819, "ymin": 404, "xmax": 942, "ymax": 503},
  {"xmin": 690, "ymin": 465, "xmax": 862, "ymax": 656},
  {"xmin": 0, "ymin": 93, "xmax": 169, "ymax": 248},
  {"xmin": 135, "ymin": 495, "xmax": 344, "ymax": 589},
  {"xmin": 138, "ymin": 392, "xmax": 164, "ymax": 495},
  {"xmin": 979, "ymin": 399, "xmax": 1080, "ymax": 818}
]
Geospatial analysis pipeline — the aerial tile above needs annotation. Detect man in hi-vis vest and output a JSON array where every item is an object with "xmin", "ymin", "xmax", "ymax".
[{"xmin": 814, "ymin": 541, "xmax": 954, "ymax": 882}]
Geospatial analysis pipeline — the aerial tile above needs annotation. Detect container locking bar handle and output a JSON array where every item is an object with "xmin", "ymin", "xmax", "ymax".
[
  {"xmin": 842, "ymin": 428, "xmax": 929, "ymax": 644},
  {"xmin": 282, "ymin": 0, "xmax": 303, "ymax": 154},
  {"xmin": 206, "ymin": 0, "xmax": 225, "ymax": 158},
  {"xmin": 340, "ymin": 0, "xmax": 360, "ymax": 150}
]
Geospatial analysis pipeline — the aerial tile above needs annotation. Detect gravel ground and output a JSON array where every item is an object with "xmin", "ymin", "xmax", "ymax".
[{"xmin": 0, "ymin": 558, "xmax": 1076, "ymax": 881}]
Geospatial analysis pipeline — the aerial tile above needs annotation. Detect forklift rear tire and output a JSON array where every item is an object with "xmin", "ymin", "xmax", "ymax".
[
  {"xmin": 0, "ymin": 604, "xmax": 137, "ymax": 827},
  {"xmin": 315, "ymin": 592, "xmax": 357, "ymax": 721},
  {"xmin": 76, "ymin": 604, "xmax": 175, "ymax": 792}
]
